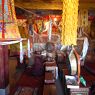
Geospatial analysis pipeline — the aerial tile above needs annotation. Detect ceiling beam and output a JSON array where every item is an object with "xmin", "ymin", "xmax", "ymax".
[
  {"xmin": 79, "ymin": 0, "xmax": 95, "ymax": 3},
  {"xmin": 15, "ymin": 1, "xmax": 63, "ymax": 10},
  {"xmin": 79, "ymin": 3, "xmax": 95, "ymax": 9}
]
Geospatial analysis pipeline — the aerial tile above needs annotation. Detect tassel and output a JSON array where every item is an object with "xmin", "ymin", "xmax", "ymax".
[
  {"xmin": 27, "ymin": 39, "xmax": 31, "ymax": 58},
  {"xmin": 20, "ymin": 39, "xmax": 23, "ymax": 63}
]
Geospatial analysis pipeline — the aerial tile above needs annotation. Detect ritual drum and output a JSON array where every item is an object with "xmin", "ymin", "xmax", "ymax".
[
  {"xmin": 68, "ymin": 50, "xmax": 77, "ymax": 75},
  {"xmin": 66, "ymin": 48, "xmax": 80, "ymax": 78}
]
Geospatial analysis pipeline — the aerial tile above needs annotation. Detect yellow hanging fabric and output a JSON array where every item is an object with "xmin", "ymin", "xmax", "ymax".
[{"xmin": 61, "ymin": 0, "xmax": 79, "ymax": 45}]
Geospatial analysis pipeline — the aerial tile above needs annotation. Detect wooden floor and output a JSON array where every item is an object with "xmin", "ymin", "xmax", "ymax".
[
  {"xmin": 43, "ymin": 84, "xmax": 57, "ymax": 95},
  {"xmin": 8, "ymin": 45, "xmax": 95, "ymax": 95}
]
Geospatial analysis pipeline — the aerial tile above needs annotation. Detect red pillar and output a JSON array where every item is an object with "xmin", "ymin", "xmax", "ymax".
[{"xmin": 0, "ymin": 45, "xmax": 9, "ymax": 95}]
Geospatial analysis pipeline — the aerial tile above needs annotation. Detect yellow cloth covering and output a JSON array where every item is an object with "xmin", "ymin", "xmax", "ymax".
[{"xmin": 61, "ymin": 0, "xmax": 79, "ymax": 45}]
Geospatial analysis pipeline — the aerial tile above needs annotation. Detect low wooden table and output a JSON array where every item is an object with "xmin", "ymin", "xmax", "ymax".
[
  {"xmin": 44, "ymin": 61, "xmax": 58, "ymax": 84},
  {"xmin": 70, "ymin": 87, "xmax": 89, "ymax": 95}
]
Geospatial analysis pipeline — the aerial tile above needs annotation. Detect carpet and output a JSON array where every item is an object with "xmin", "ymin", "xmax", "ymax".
[
  {"xmin": 17, "ymin": 70, "xmax": 44, "ymax": 88},
  {"xmin": 13, "ymin": 67, "xmax": 44, "ymax": 95}
]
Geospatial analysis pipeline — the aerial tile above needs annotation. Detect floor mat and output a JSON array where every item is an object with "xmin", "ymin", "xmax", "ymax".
[
  {"xmin": 14, "ymin": 71, "xmax": 44, "ymax": 95},
  {"xmin": 17, "ymin": 72, "xmax": 44, "ymax": 88}
]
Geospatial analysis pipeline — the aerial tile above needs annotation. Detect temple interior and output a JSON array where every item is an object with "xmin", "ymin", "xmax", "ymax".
[{"xmin": 0, "ymin": 0, "xmax": 95, "ymax": 95}]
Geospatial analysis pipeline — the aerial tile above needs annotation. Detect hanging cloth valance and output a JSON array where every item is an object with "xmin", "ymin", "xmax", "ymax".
[{"xmin": 0, "ymin": 38, "xmax": 26, "ymax": 45}]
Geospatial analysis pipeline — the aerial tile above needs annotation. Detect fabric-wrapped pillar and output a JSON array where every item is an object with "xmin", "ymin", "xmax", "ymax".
[
  {"xmin": 61, "ymin": 0, "xmax": 79, "ymax": 45},
  {"xmin": 0, "ymin": 46, "xmax": 9, "ymax": 95},
  {"xmin": 0, "ymin": 0, "xmax": 21, "ymax": 94}
]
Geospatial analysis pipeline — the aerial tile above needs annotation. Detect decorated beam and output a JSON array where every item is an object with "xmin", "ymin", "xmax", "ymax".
[{"xmin": 15, "ymin": 1, "xmax": 62, "ymax": 10}]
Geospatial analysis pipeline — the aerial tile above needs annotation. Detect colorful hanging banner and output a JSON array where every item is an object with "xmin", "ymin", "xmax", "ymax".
[
  {"xmin": 48, "ymin": 19, "xmax": 52, "ymax": 41},
  {"xmin": 0, "ymin": 0, "xmax": 21, "ymax": 39},
  {"xmin": 0, "ymin": 0, "xmax": 16, "ymax": 23},
  {"xmin": 20, "ymin": 40, "xmax": 23, "ymax": 63},
  {"xmin": 27, "ymin": 39, "xmax": 31, "ymax": 58}
]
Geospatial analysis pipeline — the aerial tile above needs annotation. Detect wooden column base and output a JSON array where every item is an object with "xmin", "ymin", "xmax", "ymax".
[
  {"xmin": 0, "ymin": 46, "xmax": 9, "ymax": 95},
  {"xmin": 0, "ymin": 85, "xmax": 10, "ymax": 95}
]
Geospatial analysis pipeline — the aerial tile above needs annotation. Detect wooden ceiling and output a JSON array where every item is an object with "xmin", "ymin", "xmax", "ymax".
[
  {"xmin": 15, "ymin": 0, "xmax": 95, "ymax": 17},
  {"xmin": 15, "ymin": 0, "xmax": 95, "ymax": 3},
  {"xmin": 80, "ymin": 0, "xmax": 95, "ymax": 3},
  {"xmin": 15, "ymin": 0, "xmax": 95, "ymax": 10}
]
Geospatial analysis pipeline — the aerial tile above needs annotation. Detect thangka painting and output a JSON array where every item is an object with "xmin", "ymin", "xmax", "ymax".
[
  {"xmin": 36, "ymin": 19, "xmax": 44, "ymax": 33},
  {"xmin": 28, "ymin": 15, "xmax": 62, "ymax": 43}
]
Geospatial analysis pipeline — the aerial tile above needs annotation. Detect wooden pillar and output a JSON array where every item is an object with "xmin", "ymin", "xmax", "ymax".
[
  {"xmin": 0, "ymin": 45, "xmax": 9, "ymax": 95},
  {"xmin": 61, "ymin": 0, "xmax": 79, "ymax": 45}
]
